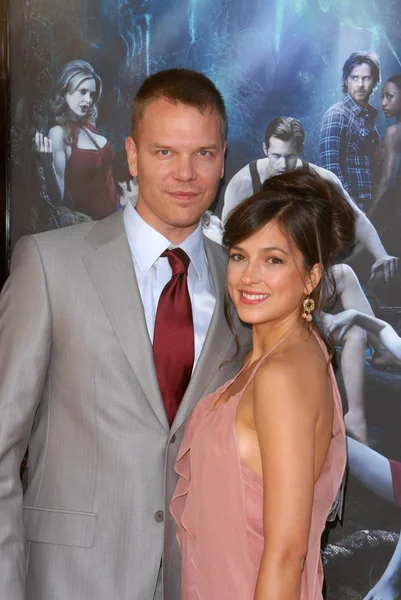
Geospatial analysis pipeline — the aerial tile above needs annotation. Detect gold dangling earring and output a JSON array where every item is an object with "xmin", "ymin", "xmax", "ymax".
[{"xmin": 302, "ymin": 295, "xmax": 315, "ymax": 323}]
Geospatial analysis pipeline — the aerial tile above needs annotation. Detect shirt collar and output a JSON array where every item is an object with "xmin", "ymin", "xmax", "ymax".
[
  {"xmin": 123, "ymin": 199, "xmax": 205, "ymax": 279},
  {"xmin": 343, "ymin": 93, "xmax": 378, "ymax": 119}
]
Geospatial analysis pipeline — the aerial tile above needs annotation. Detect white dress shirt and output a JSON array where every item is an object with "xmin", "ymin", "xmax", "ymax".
[{"xmin": 123, "ymin": 200, "xmax": 216, "ymax": 367}]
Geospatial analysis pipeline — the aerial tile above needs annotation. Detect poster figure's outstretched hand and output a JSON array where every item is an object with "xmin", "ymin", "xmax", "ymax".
[
  {"xmin": 323, "ymin": 310, "xmax": 356, "ymax": 342},
  {"xmin": 34, "ymin": 131, "xmax": 54, "ymax": 165},
  {"xmin": 370, "ymin": 254, "xmax": 399, "ymax": 283}
]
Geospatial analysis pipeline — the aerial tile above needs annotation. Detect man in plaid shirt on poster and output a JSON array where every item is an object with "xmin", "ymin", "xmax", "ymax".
[{"xmin": 320, "ymin": 51, "xmax": 381, "ymax": 213}]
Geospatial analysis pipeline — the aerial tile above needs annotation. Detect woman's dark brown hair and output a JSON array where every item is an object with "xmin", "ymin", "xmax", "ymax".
[{"xmin": 223, "ymin": 167, "xmax": 356, "ymax": 358}]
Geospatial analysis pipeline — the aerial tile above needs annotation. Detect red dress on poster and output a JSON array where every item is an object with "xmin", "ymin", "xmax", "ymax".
[
  {"xmin": 171, "ymin": 330, "xmax": 346, "ymax": 600},
  {"xmin": 65, "ymin": 123, "xmax": 119, "ymax": 220}
]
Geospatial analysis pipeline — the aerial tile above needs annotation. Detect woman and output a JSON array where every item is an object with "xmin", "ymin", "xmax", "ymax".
[
  {"xmin": 369, "ymin": 75, "xmax": 401, "ymax": 250},
  {"xmin": 35, "ymin": 59, "xmax": 119, "ymax": 221},
  {"xmin": 171, "ymin": 168, "xmax": 355, "ymax": 599}
]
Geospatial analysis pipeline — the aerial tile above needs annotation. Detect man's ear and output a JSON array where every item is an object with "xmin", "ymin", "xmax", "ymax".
[
  {"xmin": 125, "ymin": 136, "xmax": 138, "ymax": 178},
  {"xmin": 304, "ymin": 263, "xmax": 323, "ymax": 296},
  {"xmin": 220, "ymin": 140, "xmax": 227, "ymax": 179}
]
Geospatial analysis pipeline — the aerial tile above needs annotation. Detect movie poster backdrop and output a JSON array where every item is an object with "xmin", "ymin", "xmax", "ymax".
[{"xmin": 8, "ymin": 1, "xmax": 401, "ymax": 597}]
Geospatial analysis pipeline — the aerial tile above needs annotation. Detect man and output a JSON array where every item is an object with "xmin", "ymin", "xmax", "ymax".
[
  {"xmin": 320, "ymin": 51, "xmax": 381, "ymax": 212},
  {"xmin": 222, "ymin": 116, "xmax": 397, "ymax": 282},
  {"xmin": 0, "ymin": 69, "xmax": 250, "ymax": 600}
]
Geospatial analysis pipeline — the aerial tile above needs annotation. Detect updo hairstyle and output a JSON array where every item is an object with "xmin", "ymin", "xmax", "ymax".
[{"xmin": 223, "ymin": 167, "xmax": 355, "ymax": 355}]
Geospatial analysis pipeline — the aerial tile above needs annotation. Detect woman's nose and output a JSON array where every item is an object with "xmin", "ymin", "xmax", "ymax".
[{"xmin": 241, "ymin": 262, "xmax": 261, "ymax": 283}]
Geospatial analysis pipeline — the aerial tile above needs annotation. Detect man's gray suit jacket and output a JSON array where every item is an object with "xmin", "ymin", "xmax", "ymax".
[{"xmin": 0, "ymin": 210, "xmax": 250, "ymax": 600}]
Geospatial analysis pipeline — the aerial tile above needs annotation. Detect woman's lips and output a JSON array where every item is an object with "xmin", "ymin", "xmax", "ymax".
[{"xmin": 240, "ymin": 291, "xmax": 270, "ymax": 305}]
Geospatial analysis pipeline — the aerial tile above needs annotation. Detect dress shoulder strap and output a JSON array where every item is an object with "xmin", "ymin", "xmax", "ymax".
[
  {"xmin": 240, "ymin": 324, "xmax": 298, "ymax": 395},
  {"xmin": 82, "ymin": 125, "xmax": 102, "ymax": 150},
  {"xmin": 249, "ymin": 160, "xmax": 263, "ymax": 194}
]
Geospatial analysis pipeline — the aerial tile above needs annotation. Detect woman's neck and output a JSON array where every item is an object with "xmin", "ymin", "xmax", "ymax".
[{"xmin": 249, "ymin": 314, "xmax": 304, "ymax": 363}]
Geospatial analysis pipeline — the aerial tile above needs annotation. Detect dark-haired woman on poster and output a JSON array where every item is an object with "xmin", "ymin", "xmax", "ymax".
[
  {"xmin": 35, "ymin": 59, "xmax": 119, "ymax": 223},
  {"xmin": 369, "ymin": 75, "xmax": 401, "ymax": 254},
  {"xmin": 171, "ymin": 168, "xmax": 354, "ymax": 600}
]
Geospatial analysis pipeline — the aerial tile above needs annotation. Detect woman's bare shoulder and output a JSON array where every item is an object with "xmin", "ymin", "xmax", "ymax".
[
  {"xmin": 48, "ymin": 125, "xmax": 65, "ymax": 143},
  {"xmin": 253, "ymin": 335, "xmax": 329, "ymax": 409},
  {"xmin": 385, "ymin": 124, "xmax": 401, "ymax": 147}
]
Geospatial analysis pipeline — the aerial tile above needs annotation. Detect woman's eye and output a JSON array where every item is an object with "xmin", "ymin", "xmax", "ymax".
[
  {"xmin": 266, "ymin": 257, "xmax": 283, "ymax": 264},
  {"xmin": 229, "ymin": 253, "xmax": 244, "ymax": 262}
]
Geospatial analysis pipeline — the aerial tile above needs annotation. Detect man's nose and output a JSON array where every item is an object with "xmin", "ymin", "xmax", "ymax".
[{"xmin": 173, "ymin": 156, "xmax": 196, "ymax": 181}]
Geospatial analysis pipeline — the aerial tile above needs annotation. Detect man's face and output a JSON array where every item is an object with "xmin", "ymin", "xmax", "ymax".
[
  {"xmin": 126, "ymin": 98, "xmax": 226, "ymax": 244},
  {"xmin": 345, "ymin": 63, "xmax": 375, "ymax": 107},
  {"xmin": 264, "ymin": 136, "xmax": 299, "ymax": 174}
]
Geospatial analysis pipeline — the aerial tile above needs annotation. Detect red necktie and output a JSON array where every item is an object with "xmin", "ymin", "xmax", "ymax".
[{"xmin": 153, "ymin": 248, "xmax": 195, "ymax": 426}]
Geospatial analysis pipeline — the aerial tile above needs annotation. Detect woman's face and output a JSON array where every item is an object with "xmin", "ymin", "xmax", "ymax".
[
  {"xmin": 65, "ymin": 77, "xmax": 97, "ymax": 118},
  {"xmin": 227, "ymin": 220, "xmax": 314, "ymax": 327},
  {"xmin": 382, "ymin": 81, "xmax": 401, "ymax": 119}
]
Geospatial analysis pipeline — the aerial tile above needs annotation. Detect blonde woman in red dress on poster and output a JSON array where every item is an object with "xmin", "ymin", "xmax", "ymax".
[
  {"xmin": 34, "ymin": 59, "xmax": 119, "ymax": 222},
  {"xmin": 171, "ymin": 168, "xmax": 354, "ymax": 600}
]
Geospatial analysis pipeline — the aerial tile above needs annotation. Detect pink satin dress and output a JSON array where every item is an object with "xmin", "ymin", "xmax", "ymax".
[{"xmin": 170, "ymin": 329, "xmax": 346, "ymax": 599}]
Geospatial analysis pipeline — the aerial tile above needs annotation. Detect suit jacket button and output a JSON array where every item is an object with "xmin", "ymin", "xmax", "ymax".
[
  {"xmin": 170, "ymin": 434, "xmax": 176, "ymax": 444},
  {"xmin": 155, "ymin": 510, "xmax": 164, "ymax": 523}
]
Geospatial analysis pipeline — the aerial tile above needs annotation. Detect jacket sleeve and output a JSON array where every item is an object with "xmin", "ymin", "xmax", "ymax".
[{"xmin": 0, "ymin": 235, "xmax": 51, "ymax": 599}]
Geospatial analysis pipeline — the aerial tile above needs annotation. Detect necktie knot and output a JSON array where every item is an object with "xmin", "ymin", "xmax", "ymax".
[{"xmin": 162, "ymin": 248, "xmax": 190, "ymax": 275}]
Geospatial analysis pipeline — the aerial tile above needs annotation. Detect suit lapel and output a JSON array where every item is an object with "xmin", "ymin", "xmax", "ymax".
[
  {"xmin": 171, "ymin": 236, "xmax": 235, "ymax": 434},
  {"xmin": 82, "ymin": 212, "xmax": 169, "ymax": 431}
]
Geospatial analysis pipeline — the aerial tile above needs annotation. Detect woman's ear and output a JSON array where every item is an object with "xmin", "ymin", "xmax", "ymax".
[{"xmin": 304, "ymin": 263, "xmax": 323, "ymax": 296}]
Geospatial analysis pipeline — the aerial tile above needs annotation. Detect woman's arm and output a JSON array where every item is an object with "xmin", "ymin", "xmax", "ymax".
[
  {"xmin": 328, "ymin": 309, "xmax": 401, "ymax": 362},
  {"xmin": 253, "ymin": 356, "xmax": 328, "ymax": 600},
  {"xmin": 369, "ymin": 126, "xmax": 401, "ymax": 219},
  {"xmin": 35, "ymin": 126, "xmax": 66, "ymax": 203}
]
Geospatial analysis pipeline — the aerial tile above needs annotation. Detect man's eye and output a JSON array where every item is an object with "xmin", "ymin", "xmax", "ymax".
[
  {"xmin": 199, "ymin": 150, "xmax": 211, "ymax": 157},
  {"xmin": 158, "ymin": 150, "xmax": 170, "ymax": 156}
]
